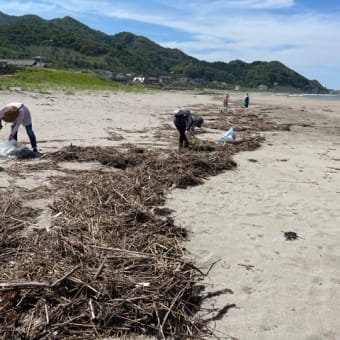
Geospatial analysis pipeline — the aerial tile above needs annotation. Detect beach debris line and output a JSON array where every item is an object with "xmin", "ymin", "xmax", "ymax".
[
  {"xmin": 0, "ymin": 100, "xmax": 287, "ymax": 339},
  {"xmin": 201, "ymin": 103, "xmax": 291, "ymax": 133},
  {"xmin": 0, "ymin": 144, "xmax": 242, "ymax": 339}
]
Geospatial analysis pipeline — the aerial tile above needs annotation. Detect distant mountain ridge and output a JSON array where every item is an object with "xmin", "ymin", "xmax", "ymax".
[{"xmin": 0, "ymin": 11, "xmax": 328, "ymax": 93}]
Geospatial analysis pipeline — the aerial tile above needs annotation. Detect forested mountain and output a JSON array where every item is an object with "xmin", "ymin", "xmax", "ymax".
[{"xmin": 0, "ymin": 11, "xmax": 327, "ymax": 92}]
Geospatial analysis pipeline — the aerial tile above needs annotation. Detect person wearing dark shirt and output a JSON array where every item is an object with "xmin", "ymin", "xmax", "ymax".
[
  {"xmin": 173, "ymin": 108, "xmax": 204, "ymax": 148},
  {"xmin": 243, "ymin": 93, "xmax": 249, "ymax": 108}
]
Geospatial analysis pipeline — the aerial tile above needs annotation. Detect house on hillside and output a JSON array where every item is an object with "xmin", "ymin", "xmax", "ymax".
[
  {"xmin": 1, "ymin": 59, "xmax": 41, "ymax": 74},
  {"xmin": 145, "ymin": 77, "xmax": 159, "ymax": 85},
  {"xmin": 32, "ymin": 56, "xmax": 48, "ymax": 67},
  {"xmin": 258, "ymin": 84, "xmax": 268, "ymax": 90},
  {"xmin": 0, "ymin": 58, "xmax": 48, "ymax": 71},
  {"xmin": 132, "ymin": 76, "xmax": 145, "ymax": 84},
  {"xmin": 114, "ymin": 73, "xmax": 128, "ymax": 82},
  {"xmin": 2, "ymin": 59, "xmax": 36, "ymax": 67},
  {"xmin": 159, "ymin": 76, "xmax": 172, "ymax": 84}
]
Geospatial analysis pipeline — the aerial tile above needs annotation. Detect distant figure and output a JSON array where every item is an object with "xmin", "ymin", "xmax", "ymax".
[
  {"xmin": 243, "ymin": 93, "xmax": 249, "ymax": 108},
  {"xmin": 173, "ymin": 108, "xmax": 204, "ymax": 148},
  {"xmin": 222, "ymin": 92, "xmax": 229, "ymax": 107},
  {"xmin": 0, "ymin": 102, "xmax": 39, "ymax": 153}
]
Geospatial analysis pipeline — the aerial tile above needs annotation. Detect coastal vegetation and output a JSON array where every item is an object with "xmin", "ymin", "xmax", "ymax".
[
  {"xmin": 0, "ymin": 68, "xmax": 143, "ymax": 92},
  {"xmin": 0, "ymin": 11, "xmax": 328, "ymax": 93}
]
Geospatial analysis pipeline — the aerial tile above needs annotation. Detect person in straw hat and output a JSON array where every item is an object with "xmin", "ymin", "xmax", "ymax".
[{"xmin": 0, "ymin": 102, "xmax": 38, "ymax": 153}]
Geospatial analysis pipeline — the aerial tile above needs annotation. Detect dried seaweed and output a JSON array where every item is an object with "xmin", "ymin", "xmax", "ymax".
[{"xmin": 0, "ymin": 101, "xmax": 282, "ymax": 339}]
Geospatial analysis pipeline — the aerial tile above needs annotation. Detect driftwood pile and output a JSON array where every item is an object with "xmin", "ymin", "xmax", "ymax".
[
  {"xmin": 0, "ymin": 102, "xmax": 285, "ymax": 339},
  {"xmin": 198, "ymin": 103, "xmax": 291, "ymax": 133}
]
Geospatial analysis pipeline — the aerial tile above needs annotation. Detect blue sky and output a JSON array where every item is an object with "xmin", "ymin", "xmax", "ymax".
[{"xmin": 1, "ymin": 0, "xmax": 339, "ymax": 89}]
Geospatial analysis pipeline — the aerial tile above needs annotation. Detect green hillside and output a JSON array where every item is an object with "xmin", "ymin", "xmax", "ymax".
[{"xmin": 0, "ymin": 11, "xmax": 328, "ymax": 93}]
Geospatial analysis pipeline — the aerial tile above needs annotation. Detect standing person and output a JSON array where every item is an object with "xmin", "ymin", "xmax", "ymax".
[
  {"xmin": 0, "ymin": 102, "xmax": 39, "ymax": 153},
  {"xmin": 222, "ymin": 92, "xmax": 229, "ymax": 108},
  {"xmin": 243, "ymin": 93, "xmax": 250, "ymax": 108},
  {"xmin": 173, "ymin": 108, "xmax": 204, "ymax": 148}
]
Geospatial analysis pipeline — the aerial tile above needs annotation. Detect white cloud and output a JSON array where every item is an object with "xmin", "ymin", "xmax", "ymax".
[
  {"xmin": 0, "ymin": 0, "xmax": 295, "ymax": 22},
  {"xmin": 0, "ymin": 0, "xmax": 339, "ymax": 88},
  {"xmin": 0, "ymin": 1, "xmax": 56, "ymax": 15},
  {"xmin": 155, "ymin": 10, "xmax": 340, "ymax": 88},
  {"xmin": 149, "ymin": 0, "xmax": 295, "ymax": 12},
  {"xmin": 200, "ymin": 0, "xmax": 295, "ymax": 9}
]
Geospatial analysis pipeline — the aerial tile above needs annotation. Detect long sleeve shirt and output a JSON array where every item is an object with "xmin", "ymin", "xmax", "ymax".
[
  {"xmin": 0, "ymin": 102, "xmax": 32, "ymax": 136},
  {"xmin": 174, "ymin": 108, "xmax": 194, "ymax": 131}
]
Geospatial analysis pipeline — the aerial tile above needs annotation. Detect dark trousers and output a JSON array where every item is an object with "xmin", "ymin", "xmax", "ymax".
[
  {"xmin": 174, "ymin": 116, "xmax": 189, "ymax": 147},
  {"xmin": 11, "ymin": 123, "xmax": 37, "ymax": 150}
]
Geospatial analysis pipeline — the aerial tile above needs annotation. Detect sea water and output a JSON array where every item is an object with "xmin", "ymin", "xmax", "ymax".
[{"xmin": 274, "ymin": 93, "xmax": 340, "ymax": 101}]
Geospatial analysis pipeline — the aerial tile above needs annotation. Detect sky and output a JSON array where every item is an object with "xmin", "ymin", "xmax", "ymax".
[{"xmin": 1, "ymin": 0, "xmax": 339, "ymax": 90}]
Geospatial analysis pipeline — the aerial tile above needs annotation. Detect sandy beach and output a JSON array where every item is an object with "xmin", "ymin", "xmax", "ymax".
[
  {"xmin": 167, "ymin": 93, "xmax": 340, "ymax": 339},
  {"xmin": 1, "ymin": 88, "xmax": 340, "ymax": 339}
]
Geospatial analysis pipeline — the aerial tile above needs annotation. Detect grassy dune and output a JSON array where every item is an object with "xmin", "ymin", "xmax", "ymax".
[{"xmin": 0, "ymin": 68, "xmax": 144, "ymax": 92}]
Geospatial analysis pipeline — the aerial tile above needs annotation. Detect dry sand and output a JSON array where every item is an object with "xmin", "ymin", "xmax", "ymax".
[
  {"xmin": 1, "ymin": 88, "xmax": 340, "ymax": 339},
  {"xmin": 167, "ymin": 93, "xmax": 340, "ymax": 340}
]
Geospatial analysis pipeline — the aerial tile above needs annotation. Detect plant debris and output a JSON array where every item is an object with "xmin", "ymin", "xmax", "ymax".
[
  {"xmin": 0, "ymin": 101, "xmax": 285, "ymax": 339},
  {"xmin": 284, "ymin": 231, "xmax": 299, "ymax": 241}
]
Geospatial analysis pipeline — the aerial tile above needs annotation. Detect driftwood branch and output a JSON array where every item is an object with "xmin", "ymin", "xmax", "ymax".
[
  {"xmin": 50, "ymin": 265, "xmax": 80, "ymax": 288},
  {"xmin": 0, "ymin": 265, "xmax": 80, "ymax": 291},
  {"xmin": 0, "ymin": 282, "xmax": 50, "ymax": 290}
]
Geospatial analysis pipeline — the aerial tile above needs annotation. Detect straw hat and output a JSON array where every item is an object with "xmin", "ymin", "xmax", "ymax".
[{"xmin": 2, "ymin": 106, "xmax": 19, "ymax": 122}]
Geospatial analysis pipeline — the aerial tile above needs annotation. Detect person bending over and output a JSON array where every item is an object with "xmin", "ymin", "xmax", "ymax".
[
  {"xmin": 173, "ymin": 108, "xmax": 204, "ymax": 148},
  {"xmin": 0, "ymin": 102, "xmax": 38, "ymax": 153}
]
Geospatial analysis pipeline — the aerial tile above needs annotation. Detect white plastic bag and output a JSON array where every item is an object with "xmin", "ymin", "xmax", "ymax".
[
  {"xmin": 0, "ymin": 140, "xmax": 19, "ymax": 157},
  {"xmin": 218, "ymin": 127, "xmax": 236, "ymax": 143},
  {"xmin": 0, "ymin": 140, "xmax": 35, "ymax": 158}
]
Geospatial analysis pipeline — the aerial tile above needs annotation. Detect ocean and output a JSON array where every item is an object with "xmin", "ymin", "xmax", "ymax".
[{"xmin": 275, "ymin": 93, "xmax": 340, "ymax": 101}]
